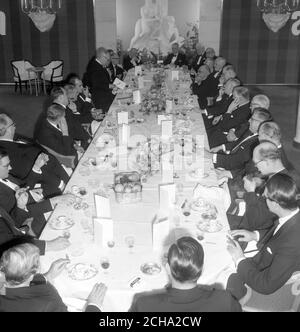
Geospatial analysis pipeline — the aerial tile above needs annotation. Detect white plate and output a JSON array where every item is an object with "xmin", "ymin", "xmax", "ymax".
[
  {"xmin": 68, "ymin": 263, "xmax": 98, "ymax": 281},
  {"xmin": 49, "ymin": 216, "xmax": 75, "ymax": 230}
]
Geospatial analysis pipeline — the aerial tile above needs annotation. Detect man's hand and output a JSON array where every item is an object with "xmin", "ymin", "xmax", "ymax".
[
  {"xmin": 46, "ymin": 237, "xmax": 71, "ymax": 252},
  {"xmin": 212, "ymin": 115, "xmax": 222, "ymax": 126},
  {"xmin": 87, "ymin": 283, "xmax": 108, "ymax": 310},
  {"xmin": 226, "ymin": 236, "xmax": 245, "ymax": 264},
  {"xmin": 226, "ymin": 130, "xmax": 238, "ymax": 142},
  {"xmin": 44, "ymin": 257, "xmax": 70, "ymax": 282},
  {"xmin": 243, "ymin": 176, "xmax": 257, "ymax": 192},
  {"xmin": 215, "ymin": 168, "xmax": 232, "ymax": 180},
  {"xmin": 210, "ymin": 145, "xmax": 223, "ymax": 153},
  {"xmin": 15, "ymin": 188, "xmax": 29, "ymax": 209},
  {"xmin": 109, "ymin": 84, "xmax": 115, "ymax": 90},
  {"xmin": 226, "ymin": 99, "xmax": 239, "ymax": 114},
  {"xmin": 50, "ymin": 193, "xmax": 76, "ymax": 207},
  {"xmin": 229, "ymin": 230, "xmax": 258, "ymax": 243},
  {"xmin": 33, "ymin": 153, "xmax": 49, "ymax": 171},
  {"xmin": 68, "ymin": 102, "xmax": 78, "ymax": 114}
]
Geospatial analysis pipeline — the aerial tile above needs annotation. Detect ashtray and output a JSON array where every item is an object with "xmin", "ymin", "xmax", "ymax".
[
  {"xmin": 68, "ymin": 263, "xmax": 98, "ymax": 281},
  {"xmin": 49, "ymin": 216, "xmax": 75, "ymax": 230},
  {"xmin": 140, "ymin": 262, "xmax": 162, "ymax": 275}
]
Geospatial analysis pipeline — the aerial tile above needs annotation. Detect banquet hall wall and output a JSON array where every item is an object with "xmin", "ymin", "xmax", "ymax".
[{"xmin": 0, "ymin": 0, "xmax": 96, "ymax": 83}]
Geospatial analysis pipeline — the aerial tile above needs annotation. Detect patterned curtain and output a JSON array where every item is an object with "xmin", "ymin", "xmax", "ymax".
[
  {"xmin": 220, "ymin": 0, "xmax": 300, "ymax": 84},
  {"xmin": 0, "ymin": 0, "xmax": 95, "ymax": 83}
]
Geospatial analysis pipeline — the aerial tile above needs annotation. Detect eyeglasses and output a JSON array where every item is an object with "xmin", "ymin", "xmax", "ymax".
[
  {"xmin": 6, "ymin": 122, "xmax": 16, "ymax": 130},
  {"xmin": 253, "ymin": 159, "xmax": 265, "ymax": 167},
  {"xmin": 262, "ymin": 193, "xmax": 276, "ymax": 203}
]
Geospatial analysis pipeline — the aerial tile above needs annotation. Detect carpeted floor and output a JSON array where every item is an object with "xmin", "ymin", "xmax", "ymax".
[{"xmin": 0, "ymin": 84, "xmax": 299, "ymax": 171}]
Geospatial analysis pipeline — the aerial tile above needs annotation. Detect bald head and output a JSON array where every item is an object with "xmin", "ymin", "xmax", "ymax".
[
  {"xmin": 0, "ymin": 113, "xmax": 15, "ymax": 139},
  {"xmin": 258, "ymin": 121, "xmax": 281, "ymax": 146},
  {"xmin": 214, "ymin": 57, "xmax": 226, "ymax": 72},
  {"xmin": 251, "ymin": 94, "xmax": 270, "ymax": 111}
]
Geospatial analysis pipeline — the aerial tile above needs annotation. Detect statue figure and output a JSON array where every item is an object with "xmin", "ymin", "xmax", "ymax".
[{"xmin": 129, "ymin": 0, "xmax": 184, "ymax": 55}]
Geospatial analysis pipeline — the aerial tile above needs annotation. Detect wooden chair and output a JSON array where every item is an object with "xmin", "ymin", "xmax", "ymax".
[
  {"xmin": 240, "ymin": 273, "xmax": 300, "ymax": 312},
  {"xmin": 11, "ymin": 60, "xmax": 37, "ymax": 94},
  {"xmin": 41, "ymin": 60, "xmax": 64, "ymax": 90},
  {"xmin": 37, "ymin": 143, "xmax": 76, "ymax": 169}
]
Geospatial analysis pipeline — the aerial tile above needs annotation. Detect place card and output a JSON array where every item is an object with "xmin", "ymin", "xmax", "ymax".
[
  {"xmin": 118, "ymin": 111, "xmax": 128, "ymax": 125},
  {"xmin": 119, "ymin": 124, "xmax": 130, "ymax": 146},
  {"xmin": 113, "ymin": 78, "xmax": 126, "ymax": 90},
  {"xmin": 138, "ymin": 77, "xmax": 144, "ymax": 89},
  {"xmin": 93, "ymin": 217, "xmax": 114, "ymax": 247},
  {"xmin": 135, "ymin": 65, "xmax": 142, "ymax": 76},
  {"xmin": 94, "ymin": 194, "xmax": 111, "ymax": 219},
  {"xmin": 152, "ymin": 215, "xmax": 170, "ymax": 252},
  {"xmin": 166, "ymin": 100, "xmax": 173, "ymax": 113},
  {"xmin": 159, "ymin": 183, "xmax": 176, "ymax": 211},
  {"xmin": 157, "ymin": 114, "xmax": 171, "ymax": 125},
  {"xmin": 162, "ymin": 161, "xmax": 174, "ymax": 184},
  {"xmin": 171, "ymin": 70, "xmax": 179, "ymax": 81},
  {"xmin": 161, "ymin": 120, "xmax": 173, "ymax": 139},
  {"xmin": 133, "ymin": 90, "xmax": 141, "ymax": 104}
]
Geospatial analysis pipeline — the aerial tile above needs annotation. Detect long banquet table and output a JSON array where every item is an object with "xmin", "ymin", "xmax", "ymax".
[{"xmin": 40, "ymin": 67, "xmax": 235, "ymax": 312}]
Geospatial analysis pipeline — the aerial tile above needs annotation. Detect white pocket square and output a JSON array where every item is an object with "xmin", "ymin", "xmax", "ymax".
[{"xmin": 267, "ymin": 247, "xmax": 273, "ymax": 254}]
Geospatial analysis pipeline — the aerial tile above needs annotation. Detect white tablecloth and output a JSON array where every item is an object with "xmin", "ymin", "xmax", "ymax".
[{"xmin": 40, "ymin": 68, "xmax": 234, "ymax": 312}]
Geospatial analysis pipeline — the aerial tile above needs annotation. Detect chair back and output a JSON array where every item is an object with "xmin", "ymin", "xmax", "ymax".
[
  {"xmin": 241, "ymin": 272, "xmax": 300, "ymax": 312},
  {"xmin": 11, "ymin": 60, "xmax": 37, "ymax": 81},
  {"xmin": 42, "ymin": 60, "xmax": 64, "ymax": 82}
]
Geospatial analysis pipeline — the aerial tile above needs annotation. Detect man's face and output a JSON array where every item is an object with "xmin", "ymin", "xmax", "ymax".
[
  {"xmin": 111, "ymin": 56, "xmax": 119, "ymax": 66},
  {"xmin": 214, "ymin": 59, "xmax": 224, "ymax": 72},
  {"xmin": 206, "ymin": 48, "xmax": 215, "ymax": 59},
  {"xmin": 252, "ymin": 149, "xmax": 269, "ymax": 175},
  {"xmin": 249, "ymin": 113, "xmax": 261, "ymax": 134},
  {"xmin": 0, "ymin": 156, "xmax": 11, "ymax": 179},
  {"xmin": 172, "ymin": 44, "xmax": 179, "ymax": 54},
  {"xmin": 74, "ymin": 79, "xmax": 84, "ymax": 93},
  {"xmin": 58, "ymin": 90, "xmax": 69, "ymax": 106},
  {"xmin": 196, "ymin": 44, "xmax": 205, "ymax": 55},
  {"xmin": 224, "ymin": 81, "xmax": 233, "ymax": 95}
]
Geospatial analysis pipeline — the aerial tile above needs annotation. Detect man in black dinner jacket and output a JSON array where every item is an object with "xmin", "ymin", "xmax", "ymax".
[
  {"xmin": 163, "ymin": 43, "xmax": 186, "ymax": 67},
  {"xmin": 226, "ymin": 174, "xmax": 300, "ymax": 300},
  {"xmin": 130, "ymin": 237, "xmax": 241, "ymax": 312}
]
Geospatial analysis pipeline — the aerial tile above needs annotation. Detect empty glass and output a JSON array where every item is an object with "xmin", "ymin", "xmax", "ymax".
[
  {"xmin": 100, "ymin": 257, "xmax": 110, "ymax": 274},
  {"xmin": 125, "ymin": 235, "xmax": 135, "ymax": 254}
]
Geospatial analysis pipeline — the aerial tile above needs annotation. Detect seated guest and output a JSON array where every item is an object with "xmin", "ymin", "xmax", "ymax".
[
  {"xmin": 163, "ymin": 43, "xmax": 186, "ymax": 67},
  {"xmin": 130, "ymin": 237, "xmax": 241, "ymax": 312},
  {"xmin": 229, "ymin": 142, "xmax": 296, "ymax": 231},
  {"xmin": 123, "ymin": 48, "xmax": 142, "ymax": 72},
  {"xmin": 0, "ymin": 243, "xmax": 107, "ymax": 311},
  {"xmin": 107, "ymin": 51, "xmax": 126, "ymax": 82},
  {"xmin": 205, "ymin": 47, "xmax": 216, "ymax": 60},
  {"xmin": 190, "ymin": 42, "xmax": 206, "ymax": 72},
  {"xmin": 0, "ymin": 206, "xmax": 71, "ymax": 256},
  {"xmin": 210, "ymin": 108, "xmax": 272, "ymax": 172},
  {"xmin": 191, "ymin": 65, "xmax": 212, "ymax": 109},
  {"xmin": 203, "ymin": 78, "xmax": 240, "ymax": 130},
  {"xmin": 35, "ymin": 104, "xmax": 82, "ymax": 167},
  {"xmin": 228, "ymin": 94, "xmax": 271, "ymax": 142},
  {"xmin": 0, "ymin": 113, "xmax": 69, "ymax": 198},
  {"xmin": 0, "ymin": 149, "xmax": 76, "ymax": 236},
  {"xmin": 207, "ymin": 86, "xmax": 251, "ymax": 148},
  {"xmin": 258, "ymin": 121, "xmax": 295, "ymax": 172},
  {"xmin": 205, "ymin": 56, "xmax": 227, "ymax": 98},
  {"xmin": 219, "ymin": 65, "xmax": 237, "ymax": 87},
  {"xmin": 85, "ymin": 47, "xmax": 116, "ymax": 112},
  {"xmin": 226, "ymin": 174, "xmax": 300, "ymax": 300}
]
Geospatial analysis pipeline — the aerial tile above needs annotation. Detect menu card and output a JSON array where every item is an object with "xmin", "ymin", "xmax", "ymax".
[
  {"xmin": 162, "ymin": 160, "xmax": 174, "ymax": 183},
  {"xmin": 133, "ymin": 90, "xmax": 141, "ymax": 104},
  {"xmin": 118, "ymin": 111, "xmax": 128, "ymax": 125},
  {"xmin": 159, "ymin": 183, "xmax": 176, "ymax": 211},
  {"xmin": 138, "ymin": 77, "xmax": 144, "ymax": 89},
  {"xmin": 135, "ymin": 66, "xmax": 142, "ymax": 76},
  {"xmin": 171, "ymin": 70, "xmax": 179, "ymax": 81},
  {"xmin": 119, "ymin": 124, "xmax": 130, "ymax": 146},
  {"xmin": 152, "ymin": 215, "xmax": 170, "ymax": 251},
  {"xmin": 161, "ymin": 120, "xmax": 173, "ymax": 139},
  {"xmin": 113, "ymin": 78, "xmax": 126, "ymax": 90},
  {"xmin": 93, "ymin": 217, "xmax": 114, "ymax": 247},
  {"xmin": 94, "ymin": 194, "xmax": 111, "ymax": 219}
]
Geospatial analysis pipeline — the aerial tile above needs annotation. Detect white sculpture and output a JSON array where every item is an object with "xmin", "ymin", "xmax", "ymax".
[{"xmin": 129, "ymin": 0, "xmax": 184, "ymax": 55}]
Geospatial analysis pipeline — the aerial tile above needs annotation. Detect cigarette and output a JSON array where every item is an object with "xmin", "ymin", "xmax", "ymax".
[{"xmin": 130, "ymin": 277, "xmax": 141, "ymax": 287}]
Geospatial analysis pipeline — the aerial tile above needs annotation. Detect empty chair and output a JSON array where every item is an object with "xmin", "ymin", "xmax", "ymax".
[
  {"xmin": 240, "ymin": 273, "xmax": 300, "ymax": 312},
  {"xmin": 11, "ymin": 60, "xmax": 37, "ymax": 94},
  {"xmin": 41, "ymin": 60, "xmax": 64, "ymax": 89}
]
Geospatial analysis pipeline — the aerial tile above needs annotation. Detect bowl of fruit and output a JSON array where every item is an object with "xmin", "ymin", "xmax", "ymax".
[{"xmin": 113, "ymin": 172, "xmax": 142, "ymax": 204}]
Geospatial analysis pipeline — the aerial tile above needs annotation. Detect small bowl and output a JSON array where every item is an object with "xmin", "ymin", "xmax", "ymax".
[{"xmin": 141, "ymin": 262, "xmax": 162, "ymax": 276}]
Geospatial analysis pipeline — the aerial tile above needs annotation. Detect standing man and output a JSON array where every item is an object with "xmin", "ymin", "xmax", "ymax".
[{"xmin": 85, "ymin": 48, "xmax": 116, "ymax": 113}]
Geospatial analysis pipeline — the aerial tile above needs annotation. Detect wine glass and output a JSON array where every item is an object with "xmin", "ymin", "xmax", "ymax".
[
  {"xmin": 107, "ymin": 240, "xmax": 115, "ymax": 251},
  {"xmin": 100, "ymin": 257, "xmax": 110, "ymax": 274},
  {"xmin": 125, "ymin": 235, "xmax": 135, "ymax": 254}
]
